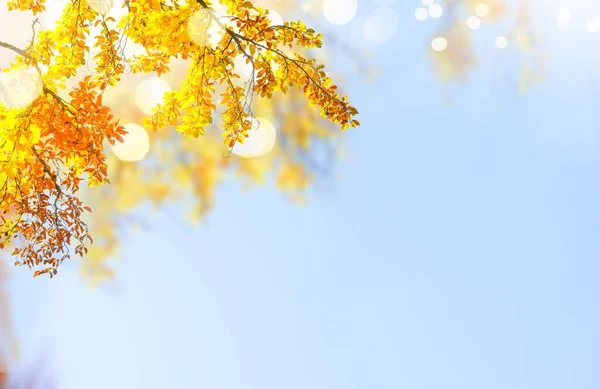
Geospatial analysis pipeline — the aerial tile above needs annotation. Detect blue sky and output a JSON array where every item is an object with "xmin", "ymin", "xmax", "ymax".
[{"xmin": 5, "ymin": 0, "xmax": 600, "ymax": 388}]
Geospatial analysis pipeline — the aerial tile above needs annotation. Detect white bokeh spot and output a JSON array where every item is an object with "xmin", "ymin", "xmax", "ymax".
[
  {"xmin": 431, "ymin": 37, "xmax": 448, "ymax": 51},
  {"xmin": 495, "ymin": 35, "xmax": 508, "ymax": 49},
  {"xmin": 111, "ymin": 123, "xmax": 150, "ymax": 162},
  {"xmin": 467, "ymin": 16, "xmax": 481, "ymax": 30},
  {"xmin": 86, "ymin": 0, "xmax": 113, "ymax": 15},
  {"xmin": 428, "ymin": 4, "xmax": 443, "ymax": 18},
  {"xmin": 0, "ymin": 65, "xmax": 43, "ymax": 109},
  {"xmin": 267, "ymin": 9, "xmax": 283, "ymax": 26},
  {"xmin": 210, "ymin": 1, "xmax": 228, "ymax": 16},
  {"xmin": 232, "ymin": 54, "xmax": 253, "ymax": 79},
  {"xmin": 556, "ymin": 6, "xmax": 571, "ymax": 32},
  {"xmin": 187, "ymin": 9, "xmax": 223, "ymax": 48},
  {"xmin": 475, "ymin": 3, "xmax": 490, "ymax": 18},
  {"xmin": 323, "ymin": 0, "xmax": 358, "ymax": 25},
  {"xmin": 586, "ymin": 17, "xmax": 600, "ymax": 32},
  {"xmin": 135, "ymin": 77, "xmax": 172, "ymax": 115},
  {"xmin": 415, "ymin": 7, "xmax": 428, "ymax": 21},
  {"xmin": 363, "ymin": 7, "xmax": 400, "ymax": 44},
  {"xmin": 231, "ymin": 117, "xmax": 277, "ymax": 159}
]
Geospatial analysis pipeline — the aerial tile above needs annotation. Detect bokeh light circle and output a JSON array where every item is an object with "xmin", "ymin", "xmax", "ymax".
[
  {"xmin": 135, "ymin": 77, "xmax": 172, "ymax": 115},
  {"xmin": 415, "ymin": 8, "xmax": 428, "ymax": 21},
  {"xmin": 210, "ymin": 1, "xmax": 228, "ymax": 16},
  {"xmin": 231, "ymin": 117, "xmax": 277, "ymax": 158},
  {"xmin": 429, "ymin": 4, "xmax": 443, "ymax": 18},
  {"xmin": 556, "ymin": 7, "xmax": 571, "ymax": 31},
  {"xmin": 232, "ymin": 54, "xmax": 253, "ymax": 76},
  {"xmin": 230, "ymin": 54, "xmax": 254, "ymax": 88},
  {"xmin": 467, "ymin": 16, "xmax": 481, "ymax": 30},
  {"xmin": 323, "ymin": 0, "xmax": 358, "ymax": 25},
  {"xmin": 556, "ymin": 7, "xmax": 572, "ymax": 23},
  {"xmin": 431, "ymin": 37, "xmax": 448, "ymax": 51},
  {"xmin": 187, "ymin": 9, "xmax": 215, "ymax": 48},
  {"xmin": 495, "ymin": 35, "xmax": 508, "ymax": 49},
  {"xmin": 87, "ymin": 0, "xmax": 113, "ymax": 14},
  {"xmin": 586, "ymin": 17, "xmax": 600, "ymax": 32},
  {"xmin": 363, "ymin": 7, "xmax": 400, "ymax": 44},
  {"xmin": 111, "ymin": 123, "xmax": 150, "ymax": 162},
  {"xmin": 0, "ymin": 65, "xmax": 43, "ymax": 109},
  {"xmin": 475, "ymin": 3, "xmax": 490, "ymax": 18},
  {"xmin": 268, "ymin": 9, "xmax": 283, "ymax": 26}
]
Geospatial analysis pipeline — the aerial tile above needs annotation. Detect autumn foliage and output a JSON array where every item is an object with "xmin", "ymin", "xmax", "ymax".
[
  {"xmin": 0, "ymin": 0, "xmax": 359, "ymax": 277},
  {"xmin": 429, "ymin": 0, "xmax": 544, "ymax": 91}
]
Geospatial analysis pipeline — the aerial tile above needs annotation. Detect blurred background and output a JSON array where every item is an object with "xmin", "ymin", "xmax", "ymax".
[{"xmin": 2, "ymin": 0, "xmax": 600, "ymax": 388}]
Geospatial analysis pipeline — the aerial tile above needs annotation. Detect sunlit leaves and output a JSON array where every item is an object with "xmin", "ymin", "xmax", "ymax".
[{"xmin": 0, "ymin": 0, "xmax": 359, "ymax": 277}]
